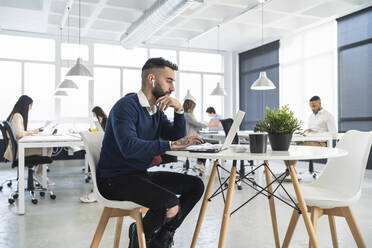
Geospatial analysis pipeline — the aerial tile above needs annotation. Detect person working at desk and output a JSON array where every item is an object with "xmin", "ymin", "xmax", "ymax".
[
  {"xmin": 184, "ymin": 99, "xmax": 219, "ymax": 173},
  {"xmin": 206, "ymin": 106, "xmax": 222, "ymax": 131},
  {"xmin": 4, "ymin": 95, "xmax": 54, "ymax": 185},
  {"xmin": 301, "ymin": 95, "xmax": 337, "ymax": 147},
  {"xmin": 97, "ymin": 57, "xmax": 205, "ymax": 248}
]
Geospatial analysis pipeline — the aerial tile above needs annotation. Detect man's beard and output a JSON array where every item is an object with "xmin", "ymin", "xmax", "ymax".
[{"xmin": 152, "ymin": 83, "xmax": 170, "ymax": 99}]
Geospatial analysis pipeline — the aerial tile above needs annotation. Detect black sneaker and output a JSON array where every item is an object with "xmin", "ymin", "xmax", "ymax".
[
  {"xmin": 151, "ymin": 228, "xmax": 175, "ymax": 248},
  {"xmin": 128, "ymin": 223, "xmax": 139, "ymax": 248}
]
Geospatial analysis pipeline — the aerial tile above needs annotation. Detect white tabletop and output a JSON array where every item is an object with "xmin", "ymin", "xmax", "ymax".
[
  {"xmin": 19, "ymin": 134, "xmax": 82, "ymax": 143},
  {"xmin": 166, "ymin": 145, "xmax": 347, "ymax": 161}
]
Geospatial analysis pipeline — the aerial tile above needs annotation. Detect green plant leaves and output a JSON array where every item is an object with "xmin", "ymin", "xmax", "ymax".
[{"xmin": 257, "ymin": 105, "xmax": 303, "ymax": 134}]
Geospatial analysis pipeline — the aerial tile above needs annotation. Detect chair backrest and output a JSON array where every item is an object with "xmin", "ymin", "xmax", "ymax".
[
  {"xmin": 79, "ymin": 131, "xmax": 106, "ymax": 202},
  {"xmin": 0, "ymin": 122, "xmax": 9, "ymax": 159},
  {"xmin": 220, "ymin": 118, "xmax": 239, "ymax": 145},
  {"xmin": 3, "ymin": 121, "xmax": 18, "ymax": 166},
  {"xmin": 312, "ymin": 130, "xmax": 372, "ymax": 199}
]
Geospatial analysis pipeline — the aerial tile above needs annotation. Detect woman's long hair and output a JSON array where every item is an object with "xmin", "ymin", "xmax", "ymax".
[
  {"xmin": 183, "ymin": 99, "xmax": 196, "ymax": 114},
  {"xmin": 7, "ymin": 95, "xmax": 33, "ymax": 130},
  {"xmin": 92, "ymin": 106, "xmax": 107, "ymax": 119}
]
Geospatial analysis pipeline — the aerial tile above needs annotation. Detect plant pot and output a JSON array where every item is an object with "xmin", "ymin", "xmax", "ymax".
[
  {"xmin": 268, "ymin": 133, "xmax": 293, "ymax": 151},
  {"xmin": 249, "ymin": 133, "xmax": 268, "ymax": 153}
]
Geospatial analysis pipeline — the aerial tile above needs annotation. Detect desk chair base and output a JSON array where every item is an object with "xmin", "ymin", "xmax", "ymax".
[{"xmin": 0, "ymin": 177, "xmax": 18, "ymax": 191}]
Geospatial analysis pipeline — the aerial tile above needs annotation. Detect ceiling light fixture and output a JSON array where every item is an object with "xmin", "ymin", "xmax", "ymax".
[
  {"xmin": 54, "ymin": 90, "xmax": 69, "ymax": 97},
  {"xmin": 184, "ymin": 89, "xmax": 196, "ymax": 102},
  {"xmin": 65, "ymin": 0, "xmax": 93, "ymax": 80},
  {"xmin": 211, "ymin": 25, "xmax": 226, "ymax": 96},
  {"xmin": 250, "ymin": 1, "xmax": 275, "ymax": 90},
  {"xmin": 120, "ymin": 0, "xmax": 203, "ymax": 49}
]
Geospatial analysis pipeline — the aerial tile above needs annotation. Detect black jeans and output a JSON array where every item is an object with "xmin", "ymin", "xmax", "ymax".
[{"xmin": 97, "ymin": 171, "xmax": 205, "ymax": 239}]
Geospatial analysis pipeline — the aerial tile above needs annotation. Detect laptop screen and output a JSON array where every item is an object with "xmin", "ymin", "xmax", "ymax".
[{"xmin": 221, "ymin": 110, "xmax": 245, "ymax": 150}]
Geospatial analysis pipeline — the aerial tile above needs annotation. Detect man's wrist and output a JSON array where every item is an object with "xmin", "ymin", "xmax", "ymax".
[{"xmin": 175, "ymin": 107, "xmax": 184, "ymax": 114}]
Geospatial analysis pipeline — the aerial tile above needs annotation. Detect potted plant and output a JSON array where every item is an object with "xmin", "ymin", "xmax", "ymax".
[{"xmin": 256, "ymin": 105, "xmax": 303, "ymax": 151}]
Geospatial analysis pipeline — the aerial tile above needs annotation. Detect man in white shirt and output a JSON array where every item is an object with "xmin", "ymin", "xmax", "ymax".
[{"xmin": 305, "ymin": 96, "xmax": 337, "ymax": 134}]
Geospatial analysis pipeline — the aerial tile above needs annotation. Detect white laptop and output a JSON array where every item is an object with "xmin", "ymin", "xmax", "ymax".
[{"xmin": 184, "ymin": 110, "xmax": 245, "ymax": 153}]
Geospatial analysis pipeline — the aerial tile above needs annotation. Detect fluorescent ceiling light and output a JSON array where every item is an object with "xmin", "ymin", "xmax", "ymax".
[{"xmin": 120, "ymin": 0, "xmax": 203, "ymax": 48}]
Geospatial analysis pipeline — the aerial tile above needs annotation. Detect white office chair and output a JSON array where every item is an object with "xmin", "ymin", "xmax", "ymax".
[
  {"xmin": 80, "ymin": 131, "xmax": 148, "ymax": 248},
  {"xmin": 282, "ymin": 130, "xmax": 372, "ymax": 248}
]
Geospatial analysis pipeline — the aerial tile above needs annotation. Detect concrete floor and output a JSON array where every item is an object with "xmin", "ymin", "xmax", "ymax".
[{"xmin": 0, "ymin": 158, "xmax": 371, "ymax": 248}]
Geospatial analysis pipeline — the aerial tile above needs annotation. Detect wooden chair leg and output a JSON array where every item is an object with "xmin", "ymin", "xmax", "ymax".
[
  {"xmin": 309, "ymin": 207, "xmax": 322, "ymax": 248},
  {"xmin": 341, "ymin": 207, "xmax": 366, "ymax": 248},
  {"xmin": 132, "ymin": 210, "xmax": 147, "ymax": 248},
  {"xmin": 282, "ymin": 209, "xmax": 300, "ymax": 248},
  {"xmin": 328, "ymin": 215, "xmax": 338, "ymax": 248},
  {"xmin": 91, "ymin": 207, "xmax": 113, "ymax": 248},
  {"xmin": 113, "ymin": 216, "xmax": 124, "ymax": 248}
]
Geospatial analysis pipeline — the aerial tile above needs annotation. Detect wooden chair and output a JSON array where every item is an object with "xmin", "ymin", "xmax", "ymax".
[
  {"xmin": 80, "ymin": 131, "xmax": 148, "ymax": 248},
  {"xmin": 282, "ymin": 130, "xmax": 372, "ymax": 248}
]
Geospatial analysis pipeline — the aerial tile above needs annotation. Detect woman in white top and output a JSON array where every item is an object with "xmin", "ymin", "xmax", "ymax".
[
  {"xmin": 183, "ymin": 99, "xmax": 218, "ymax": 172},
  {"xmin": 4, "ymin": 95, "xmax": 53, "ymax": 185}
]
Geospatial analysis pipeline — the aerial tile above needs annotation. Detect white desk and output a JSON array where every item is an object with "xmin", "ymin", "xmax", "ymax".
[
  {"xmin": 17, "ymin": 134, "xmax": 83, "ymax": 215},
  {"xmin": 200, "ymin": 130, "xmax": 343, "ymax": 148},
  {"xmin": 167, "ymin": 146, "xmax": 347, "ymax": 248}
]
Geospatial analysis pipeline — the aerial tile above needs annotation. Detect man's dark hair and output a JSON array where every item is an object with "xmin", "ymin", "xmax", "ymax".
[
  {"xmin": 141, "ymin": 57, "xmax": 178, "ymax": 84},
  {"xmin": 206, "ymin": 107, "xmax": 216, "ymax": 114},
  {"xmin": 310, "ymin": 96, "xmax": 321, "ymax": 102}
]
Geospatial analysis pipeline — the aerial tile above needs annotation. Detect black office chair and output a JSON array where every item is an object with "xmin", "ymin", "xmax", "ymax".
[
  {"xmin": 3, "ymin": 121, "xmax": 55, "ymax": 204},
  {"xmin": 0, "ymin": 122, "xmax": 18, "ymax": 191},
  {"xmin": 220, "ymin": 118, "xmax": 256, "ymax": 190},
  {"xmin": 160, "ymin": 154, "xmax": 203, "ymax": 177}
]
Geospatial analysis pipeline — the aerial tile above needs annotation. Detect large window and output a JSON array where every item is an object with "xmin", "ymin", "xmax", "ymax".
[
  {"xmin": 280, "ymin": 21, "xmax": 337, "ymax": 128},
  {"xmin": 179, "ymin": 51, "xmax": 222, "ymax": 73},
  {"xmin": 60, "ymin": 68, "xmax": 89, "ymax": 117},
  {"xmin": 94, "ymin": 44, "xmax": 147, "ymax": 67},
  {"xmin": 24, "ymin": 63, "xmax": 55, "ymax": 121},
  {"xmin": 179, "ymin": 73, "xmax": 202, "ymax": 120},
  {"xmin": 0, "ymin": 61, "xmax": 22, "ymax": 120},
  {"xmin": 0, "ymin": 35, "xmax": 54, "ymax": 61},
  {"xmin": 150, "ymin": 49, "xmax": 177, "ymax": 64},
  {"xmin": 94, "ymin": 67, "xmax": 121, "ymax": 114},
  {"xmin": 123, "ymin": 69, "xmax": 141, "ymax": 96},
  {"xmin": 61, "ymin": 43, "xmax": 89, "ymax": 61}
]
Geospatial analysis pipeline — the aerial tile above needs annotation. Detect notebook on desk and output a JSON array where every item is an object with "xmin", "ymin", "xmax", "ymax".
[{"xmin": 184, "ymin": 110, "xmax": 245, "ymax": 153}]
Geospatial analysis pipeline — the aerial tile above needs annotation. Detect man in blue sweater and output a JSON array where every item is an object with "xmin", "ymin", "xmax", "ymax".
[{"xmin": 97, "ymin": 57, "xmax": 205, "ymax": 248}]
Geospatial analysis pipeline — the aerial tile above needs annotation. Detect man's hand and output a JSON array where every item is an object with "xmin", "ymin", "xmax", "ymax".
[
  {"xmin": 171, "ymin": 136, "xmax": 204, "ymax": 150},
  {"xmin": 156, "ymin": 95, "xmax": 183, "ymax": 112},
  {"xmin": 304, "ymin": 129, "xmax": 313, "ymax": 133}
]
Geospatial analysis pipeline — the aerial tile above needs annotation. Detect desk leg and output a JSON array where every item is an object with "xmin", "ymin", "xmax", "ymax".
[
  {"xmin": 18, "ymin": 145, "xmax": 25, "ymax": 215},
  {"xmin": 264, "ymin": 160, "xmax": 280, "ymax": 248},
  {"xmin": 285, "ymin": 160, "xmax": 319, "ymax": 248},
  {"xmin": 41, "ymin": 148, "xmax": 47, "ymax": 188},
  {"xmin": 218, "ymin": 161, "xmax": 237, "ymax": 248},
  {"xmin": 191, "ymin": 160, "xmax": 218, "ymax": 248}
]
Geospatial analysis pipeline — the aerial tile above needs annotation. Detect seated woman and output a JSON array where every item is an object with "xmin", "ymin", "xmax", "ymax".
[
  {"xmin": 4, "ymin": 95, "xmax": 53, "ymax": 185},
  {"xmin": 183, "ymin": 99, "xmax": 219, "ymax": 173}
]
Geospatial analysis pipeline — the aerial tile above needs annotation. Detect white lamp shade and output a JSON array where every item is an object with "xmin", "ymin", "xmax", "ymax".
[
  {"xmin": 184, "ymin": 89, "xmax": 196, "ymax": 102},
  {"xmin": 65, "ymin": 58, "xmax": 93, "ymax": 80},
  {"xmin": 57, "ymin": 79, "xmax": 79, "ymax": 90},
  {"xmin": 54, "ymin": 90, "xmax": 68, "ymax": 97},
  {"xmin": 250, "ymin": 71, "xmax": 276, "ymax": 90},
  {"xmin": 210, "ymin": 82, "xmax": 226, "ymax": 96}
]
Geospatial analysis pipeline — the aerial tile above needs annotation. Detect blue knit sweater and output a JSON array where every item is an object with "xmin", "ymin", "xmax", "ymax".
[{"xmin": 97, "ymin": 94, "xmax": 186, "ymax": 178}]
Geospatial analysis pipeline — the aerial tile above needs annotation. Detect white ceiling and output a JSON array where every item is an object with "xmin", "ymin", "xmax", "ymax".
[{"xmin": 0, "ymin": 0, "xmax": 371, "ymax": 52}]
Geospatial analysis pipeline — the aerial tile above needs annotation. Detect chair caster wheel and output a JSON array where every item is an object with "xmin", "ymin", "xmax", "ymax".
[
  {"xmin": 50, "ymin": 194, "xmax": 56, "ymax": 200},
  {"xmin": 224, "ymin": 183, "xmax": 228, "ymax": 188},
  {"xmin": 32, "ymin": 199, "xmax": 38, "ymax": 204},
  {"xmin": 313, "ymin": 174, "xmax": 317, "ymax": 179},
  {"xmin": 237, "ymin": 185, "xmax": 242, "ymax": 190},
  {"xmin": 170, "ymin": 165, "xmax": 173, "ymax": 169},
  {"xmin": 82, "ymin": 168, "xmax": 85, "ymax": 172},
  {"xmin": 40, "ymin": 192, "xmax": 45, "ymax": 197},
  {"xmin": 0, "ymin": 186, "xmax": 3, "ymax": 191},
  {"xmin": 85, "ymin": 178, "xmax": 90, "ymax": 183},
  {"xmin": 47, "ymin": 168, "xmax": 50, "ymax": 172},
  {"xmin": 7, "ymin": 182, "xmax": 12, "ymax": 187},
  {"xmin": 13, "ymin": 193, "xmax": 19, "ymax": 199},
  {"xmin": 8, "ymin": 198, "xmax": 15, "ymax": 204}
]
